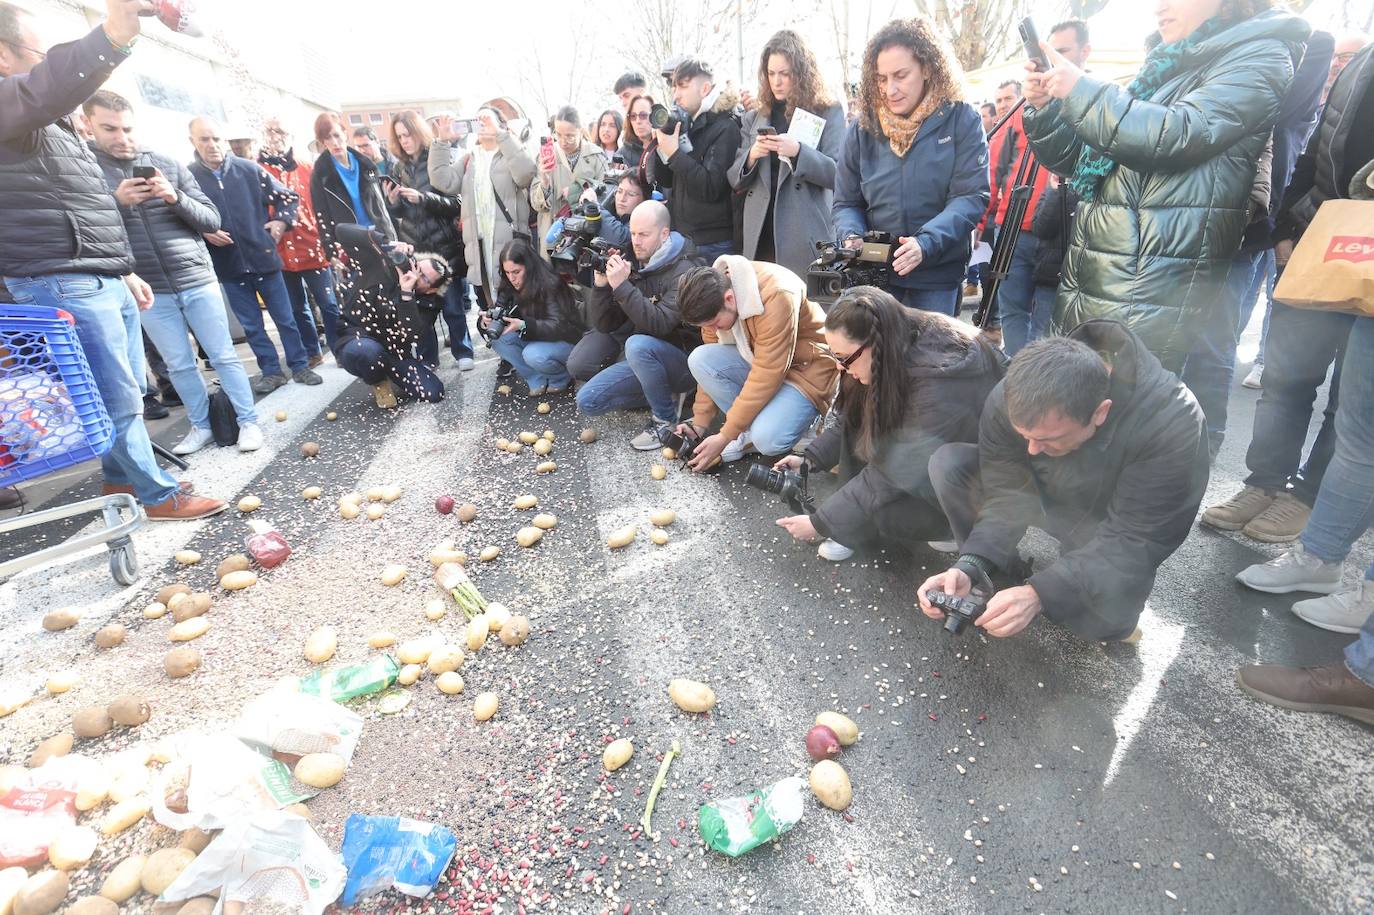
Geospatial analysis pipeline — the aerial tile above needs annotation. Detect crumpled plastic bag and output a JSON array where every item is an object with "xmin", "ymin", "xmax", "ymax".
[
  {"xmin": 159, "ymin": 808, "xmax": 345, "ymax": 914},
  {"xmin": 151, "ymin": 734, "xmax": 310, "ymax": 832},
  {"xmin": 235, "ymin": 691, "xmax": 363, "ymax": 763},
  {"xmin": 340, "ymin": 814, "xmax": 458, "ymax": 905}
]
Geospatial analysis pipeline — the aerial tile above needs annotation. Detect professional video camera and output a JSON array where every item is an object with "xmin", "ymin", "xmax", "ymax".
[
  {"xmin": 477, "ymin": 291, "xmax": 519, "ymax": 346},
  {"xmin": 924, "ymin": 589, "xmax": 989, "ymax": 635},
  {"xmin": 744, "ymin": 462, "xmax": 816, "ymax": 515},
  {"xmin": 549, "ymin": 202, "xmax": 602, "ymax": 270},
  {"xmin": 805, "ymin": 230, "xmax": 897, "ymax": 302}
]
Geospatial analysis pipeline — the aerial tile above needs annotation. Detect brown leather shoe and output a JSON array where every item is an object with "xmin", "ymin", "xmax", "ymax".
[
  {"xmin": 102, "ymin": 481, "xmax": 193, "ymax": 498},
  {"xmin": 308, "ymin": 353, "xmax": 325, "ymax": 369},
  {"xmin": 980, "ymin": 326, "xmax": 1003, "ymax": 348},
  {"xmin": 1236, "ymin": 662, "xmax": 1374, "ymax": 725},
  {"xmin": 144, "ymin": 491, "xmax": 228, "ymax": 522}
]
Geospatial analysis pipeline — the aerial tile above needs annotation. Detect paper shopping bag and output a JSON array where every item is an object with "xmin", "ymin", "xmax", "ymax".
[{"xmin": 1273, "ymin": 199, "xmax": 1374, "ymax": 316}]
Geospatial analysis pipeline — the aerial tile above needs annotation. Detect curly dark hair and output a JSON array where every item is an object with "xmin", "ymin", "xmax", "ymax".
[
  {"xmin": 756, "ymin": 29, "xmax": 834, "ymax": 119},
  {"xmin": 859, "ymin": 17, "xmax": 964, "ymax": 137}
]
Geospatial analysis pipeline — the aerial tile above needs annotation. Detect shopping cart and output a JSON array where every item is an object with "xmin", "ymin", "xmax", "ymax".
[{"xmin": 0, "ymin": 304, "xmax": 144, "ymax": 585}]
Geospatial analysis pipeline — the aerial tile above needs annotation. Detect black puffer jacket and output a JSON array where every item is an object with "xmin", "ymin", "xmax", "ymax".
[
  {"xmin": 93, "ymin": 147, "xmax": 221, "ymax": 294},
  {"xmin": 311, "ymin": 148, "xmax": 397, "ymax": 260},
  {"xmin": 0, "ymin": 28, "xmax": 135, "ymax": 279},
  {"xmin": 507, "ymin": 282, "xmax": 585, "ymax": 345},
  {"xmin": 646, "ymin": 88, "xmax": 742, "ymax": 247},
  {"xmin": 585, "ymin": 231, "xmax": 702, "ymax": 352},
  {"xmin": 805, "ymin": 321, "xmax": 1006, "ymax": 546},
  {"xmin": 391, "ymin": 148, "xmax": 464, "ymax": 271},
  {"xmin": 962, "ymin": 320, "xmax": 1208, "ymax": 640},
  {"xmin": 332, "ymin": 223, "xmax": 433, "ymax": 362}
]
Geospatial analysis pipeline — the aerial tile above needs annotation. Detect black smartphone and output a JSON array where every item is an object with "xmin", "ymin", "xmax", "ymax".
[
  {"xmin": 1019, "ymin": 17, "xmax": 1050, "ymax": 72},
  {"xmin": 132, "ymin": 165, "xmax": 156, "ymax": 180},
  {"xmin": 756, "ymin": 126, "xmax": 777, "ymax": 136}
]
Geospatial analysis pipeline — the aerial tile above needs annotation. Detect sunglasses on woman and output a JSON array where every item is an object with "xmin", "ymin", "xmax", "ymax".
[{"xmin": 830, "ymin": 341, "xmax": 868, "ymax": 370}]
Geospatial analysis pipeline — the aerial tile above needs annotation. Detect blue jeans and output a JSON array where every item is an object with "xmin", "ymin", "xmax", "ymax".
[
  {"xmin": 489, "ymin": 335, "xmax": 574, "ymax": 390},
  {"xmin": 220, "ymin": 271, "xmax": 308, "ymax": 378},
  {"xmin": 283, "ymin": 268, "xmax": 339, "ymax": 356},
  {"xmin": 694, "ymin": 240, "xmax": 734, "ymax": 261},
  {"xmin": 688, "ymin": 342, "xmax": 819, "ymax": 455},
  {"xmin": 576, "ymin": 334, "xmax": 694, "ymax": 421},
  {"xmin": 892, "ymin": 286, "xmax": 960, "ymax": 316},
  {"xmin": 336, "ymin": 335, "xmax": 444, "ymax": 402},
  {"xmin": 1243, "ymin": 301, "xmax": 1351, "ymax": 504},
  {"xmin": 1182, "ymin": 249, "xmax": 1269, "ymax": 456},
  {"xmin": 142, "ymin": 284, "xmax": 258, "ymax": 429},
  {"xmin": 5, "ymin": 273, "xmax": 178, "ymax": 505},
  {"xmin": 421, "ymin": 280, "xmax": 474, "ymax": 364},
  {"xmin": 994, "ymin": 231, "xmax": 1042, "ymax": 354}
]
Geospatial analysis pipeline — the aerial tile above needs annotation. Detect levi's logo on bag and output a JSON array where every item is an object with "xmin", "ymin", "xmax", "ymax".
[{"xmin": 1324, "ymin": 236, "xmax": 1374, "ymax": 264}]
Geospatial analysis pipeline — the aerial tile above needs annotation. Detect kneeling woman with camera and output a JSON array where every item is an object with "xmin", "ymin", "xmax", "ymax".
[
  {"xmin": 481, "ymin": 240, "xmax": 586, "ymax": 395},
  {"xmin": 775, "ymin": 286, "xmax": 1004, "ymax": 561}
]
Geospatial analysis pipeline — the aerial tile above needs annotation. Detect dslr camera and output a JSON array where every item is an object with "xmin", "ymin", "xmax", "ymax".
[
  {"xmin": 657, "ymin": 424, "xmax": 703, "ymax": 462},
  {"xmin": 649, "ymin": 103, "xmax": 689, "ymax": 133},
  {"xmin": 924, "ymin": 589, "xmax": 989, "ymax": 635},
  {"xmin": 477, "ymin": 291, "xmax": 519, "ymax": 346},
  {"xmin": 744, "ymin": 462, "xmax": 816, "ymax": 515},
  {"xmin": 805, "ymin": 230, "xmax": 897, "ymax": 302}
]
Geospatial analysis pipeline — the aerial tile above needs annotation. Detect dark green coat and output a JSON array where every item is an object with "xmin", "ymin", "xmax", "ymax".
[{"xmin": 1023, "ymin": 11, "xmax": 1309, "ymax": 371}]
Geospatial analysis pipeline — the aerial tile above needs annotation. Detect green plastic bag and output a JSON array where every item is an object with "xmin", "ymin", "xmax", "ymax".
[
  {"xmin": 298, "ymin": 655, "xmax": 399, "ymax": 702},
  {"xmin": 698, "ymin": 776, "xmax": 806, "ymax": 856}
]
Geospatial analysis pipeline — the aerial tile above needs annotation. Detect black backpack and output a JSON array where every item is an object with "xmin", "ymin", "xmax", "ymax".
[{"xmin": 207, "ymin": 383, "xmax": 239, "ymax": 446}]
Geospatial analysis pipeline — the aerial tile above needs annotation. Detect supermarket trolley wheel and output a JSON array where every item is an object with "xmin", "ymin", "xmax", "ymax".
[{"xmin": 109, "ymin": 539, "xmax": 139, "ymax": 586}]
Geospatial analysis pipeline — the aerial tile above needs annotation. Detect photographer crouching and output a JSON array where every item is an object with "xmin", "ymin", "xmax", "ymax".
[
  {"xmin": 918, "ymin": 322, "xmax": 1208, "ymax": 640},
  {"xmin": 772, "ymin": 287, "xmax": 1005, "ymax": 562},
  {"xmin": 480, "ymin": 239, "xmax": 585, "ymax": 395},
  {"xmin": 332, "ymin": 224, "xmax": 448, "ymax": 407}
]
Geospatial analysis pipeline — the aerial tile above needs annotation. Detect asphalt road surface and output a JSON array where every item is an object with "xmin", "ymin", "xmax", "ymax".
[{"xmin": 1, "ymin": 321, "xmax": 1370, "ymax": 915}]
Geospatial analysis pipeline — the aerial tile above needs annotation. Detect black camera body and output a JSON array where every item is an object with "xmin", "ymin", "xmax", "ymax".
[
  {"xmin": 657, "ymin": 424, "xmax": 703, "ymax": 462},
  {"xmin": 649, "ymin": 103, "xmax": 688, "ymax": 133},
  {"xmin": 805, "ymin": 230, "xmax": 898, "ymax": 302},
  {"xmin": 381, "ymin": 243, "xmax": 417, "ymax": 275},
  {"xmin": 744, "ymin": 462, "xmax": 816, "ymax": 515},
  {"xmin": 925, "ymin": 589, "xmax": 989, "ymax": 635},
  {"xmin": 581, "ymin": 237, "xmax": 620, "ymax": 274},
  {"xmin": 478, "ymin": 292, "xmax": 519, "ymax": 346},
  {"xmin": 550, "ymin": 202, "xmax": 603, "ymax": 271}
]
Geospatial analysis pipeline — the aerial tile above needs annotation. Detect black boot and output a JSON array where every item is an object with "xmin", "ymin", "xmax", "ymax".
[{"xmin": 143, "ymin": 393, "xmax": 169, "ymax": 420}]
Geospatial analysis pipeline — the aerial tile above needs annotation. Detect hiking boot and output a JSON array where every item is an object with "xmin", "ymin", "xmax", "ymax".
[
  {"xmin": 1236, "ymin": 662, "xmax": 1374, "ymax": 725},
  {"xmin": 308, "ymin": 353, "xmax": 325, "ymax": 369},
  {"xmin": 1235, "ymin": 543, "xmax": 1342, "ymax": 594},
  {"xmin": 143, "ymin": 393, "xmax": 169, "ymax": 420},
  {"xmin": 1242, "ymin": 364, "xmax": 1263, "ymax": 389},
  {"xmin": 962, "ymin": 282, "xmax": 980, "ymax": 298},
  {"xmin": 631, "ymin": 417, "xmax": 673, "ymax": 451},
  {"xmin": 818, "ymin": 539, "xmax": 855, "ymax": 562},
  {"xmin": 1243, "ymin": 492, "xmax": 1311, "ymax": 543},
  {"xmin": 373, "ymin": 380, "xmax": 398, "ymax": 409},
  {"xmin": 144, "ymin": 491, "xmax": 227, "ymax": 522},
  {"xmin": 293, "ymin": 367, "xmax": 323, "ymax": 386},
  {"xmin": 1201, "ymin": 485, "xmax": 1275, "ymax": 531},
  {"xmin": 171, "ymin": 426, "xmax": 214, "ymax": 456},
  {"xmin": 252, "ymin": 374, "xmax": 288, "ymax": 394},
  {"xmin": 1292, "ymin": 581, "xmax": 1374, "ymax": 634},
  {"xmin": 236, "ymin": 422, "xmax": 264, "ymax": 452}
]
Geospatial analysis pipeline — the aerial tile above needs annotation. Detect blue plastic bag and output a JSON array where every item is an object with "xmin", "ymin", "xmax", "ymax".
[{"xmin": 340, "ymin": 814, "xmax": 457, "ymax": 905}]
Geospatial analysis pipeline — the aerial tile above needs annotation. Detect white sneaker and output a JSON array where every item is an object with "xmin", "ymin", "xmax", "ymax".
[
  {"xmin": 171, "ymin": 425, "xmax": 214, "ymax": 455},
  {"xmin": 1235, "ymin": 543, "xmax": 1343, "ymax": 594},
  {"xmin": 1241, "ymin": 364, "xmax": 1263, "ymax": 389},
  {"xmin": 928, "ymin": 540, "xmax": 959, "ymax": 553},
  {"xmin": 1292, "ymin": 581, "xmax": 1374, "ymax": 634},
  {"xmin": 458, "ymin": 357, "xmax": 475, "ymax": 372},
  {"xmin": 818, "ymin": 539, "xmax": 855, "ymax": 561},
  {"xmin": 236, "ymin": 422, "xmax": 264, "ymax": 452},
  {"xmin": 720, "ymin": 433, "xmax": 751, "ymax": 463}
]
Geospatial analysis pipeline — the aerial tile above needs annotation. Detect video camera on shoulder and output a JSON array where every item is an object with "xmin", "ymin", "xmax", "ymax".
[
  {"xmin": 744, "ymin": 461, "xmax": 816, "ymax": 515},
  {"xmin": 550, "ymin": 203, "xmax": 624, "ymax": 276},
  {"xmin": 806, "ymin": 230, "xmax": 898, "ymax": 303}
]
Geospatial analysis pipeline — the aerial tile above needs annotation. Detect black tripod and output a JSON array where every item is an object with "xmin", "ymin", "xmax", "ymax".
[{"xmin": 972, "ymin": 98, "xmax": 1040, "ymax": 330}]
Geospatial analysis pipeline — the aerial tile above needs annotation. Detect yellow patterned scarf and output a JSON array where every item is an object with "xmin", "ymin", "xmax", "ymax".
[{"xmin": 874, "ymin": 90, "xmax": 945, "ymax": 158}]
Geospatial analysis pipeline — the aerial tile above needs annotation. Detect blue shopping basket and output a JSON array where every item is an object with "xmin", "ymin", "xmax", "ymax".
[{"xmin": 0, "ymin": 303, "xmax": 115, "ymax": 487}]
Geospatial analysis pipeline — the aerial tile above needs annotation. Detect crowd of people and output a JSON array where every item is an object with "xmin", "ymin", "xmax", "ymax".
[{"xmin": 1, "ymin": 0, "xmax": 1373, "ymax": 726}]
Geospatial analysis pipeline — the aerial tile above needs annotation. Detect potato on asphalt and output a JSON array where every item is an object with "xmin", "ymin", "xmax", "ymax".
[
  {"xmin": 302, "ymin": 486, "xmax": 322, "ymax": 500},
  {"xmin": 339, "ymin": 503, "xmax": 360, "ymax": 520},
  {"xmin": 236, "ymin": 495, "xmax": 261, "ymax": 513},
  {"xmin": 220, "ymin": 570, "xmax": 257, "ymax": 591},
  {"xmin": 140, "ymin": 848, "xmax": 196, "ymax": 895},
  {"xmin": 47, "ymin": 826, "xmax": 97, "ymax": 870},
  {"xmin": 397, "ymin": 638, "xmax": 435, "ymax": 665},
  {"xmin": 365, "ymin": 503, "xmax": 386, "ymax": 520},
  {"xmin": 380, "ymin": 564, "xmax": 408, "ymax": 586},
  {"xmin": 649, "ymin": 509, "xmax": 676, "ymax": 527},
  {"xmin": 41, "ymin": 609, "xmax": 78, "ymax": 631},
  {"xmin": 94, "ymin": 624, "xmax": 125, "ymax": 649},
  {"xmin": 808, "ymin": 759, "xmax": 853, "ymax": 810},
  {"xmin": 814, "ymin": 711, "xmax": 859, "ymax": 746},
  {"xmin": 602, "ymin": 738, "xmax": 633, "ymax": 772},
  {"xmin": 531, "ymin": 513, "xmax": 557, "ymax": 530},
  {"xmin": 171, "ymin": 592, "xmax": 211, "ymax": 622},
  {"xmin": 456, "ymin": 503, "xmax": 477, "ymax": 522},
  {"xmin": 516, "ymin": 526, "xmax": 543, "ymax": 547},
  {"xmin": 215, "ymin": 555, "xmax": 250, "ymax": 579},
  {"xmin": 29, "ymin": 733, "xmax": 72, "ymax": 767},
  {"xmin": 74, "ymin": 770, "xmax": 110, "ymax": 811},
  {"xmin": 367, "ymin": 631, "xmax": 396, "ymax": 649},
  {"xmin": 668, "ymin": 678, "xmax": 716, "ymax": 713},
  {"xmin": 0, "ymin": 867, "xmax": 27, "ymax": 915},
  {"xmin": 45, "ymin": 671, "xmax": 78, "ymax": 695},
  {"xmin": 606, "ymin": 526, "xmax": 637, "ymax": 549},
  {"xmin": 479, "ymin": 546, "xmax": 500, "ymax": 562},
  {"xmin": 397, "ymin": 664, "xmax": 423, "ymax": 686},
  {"xmin": 465, "ymin": 618, "xmax": 487, "ymax": 652},
  {"xmin": 72, "ymin": 707, "xmax": 112, "ymax": 739},
  {"xmin": 579, "ymin": 428, "xmax": 597, "ymax": 443},
  {"xmin": 142, "ymin": 602, "xmax": 167, "ymax": 620},
  {"xmin": 650, "ymin": 464, "xmax": 666, "ymax": 480},
  {"xmin": 473, "ymin": 692, "xmax": 498, "ymax": 721},
  {"xmin": 66, "ymin": 896, "xmax": 118, "ymax": 915},
  {"xmin": 649, "ymin": 529, "xmax": 669, "ymax": 546},
  {"xmin": 156, "ymin": 583, "xmax": 191, "ymax": 605},
  {"xmin": 518, "ymin": 431, "xmax": 538, "ymax": 445},
  {"xmin": 164, "ymin": 647, "xmax": 201, "ymax": 679},
  {"xmin": 436, "ymin": 672, "xmax": 464, "ymax": 694},
  {"xmin": 98, "ymin": 854, "xmax": 145, "ymax": 902},
  {"xmin": 99, "ymin": 796, "xmax": 150, "ymax": 835},
  {"xmin": 513, "ymin": 494, "xmax": 537, "ymax": 510},
  {"xmin": 535, "ymin": 461, "xmax": 557, "ymax": 474},
  {"xmin": 168, "ymin": 617, "xmax": 210, "ymax": 642},
  {"xmin": 107, "ymin": 695, "xmax": 151, "ymax": 727},
  {"xmin": 426, "ymin": 646, "xmax": 464, "ymax": 674},
  {"xmin": 294, "ymin": 753, "xmax": 345, "ymax": 789},
  {"xmin": 13, "ymin": 870, "xmax": 68, "ymax": 915},
  {"xmin": 304, "ymin": 627, "xmax": 337, "ymax": 663},
  {"xmin": 498, "ymin": 616, "xmax": 530, "ymax": 646},
  {"xmin": 174, "ymin": 550, "xmax": 200, "ymax": 566}
]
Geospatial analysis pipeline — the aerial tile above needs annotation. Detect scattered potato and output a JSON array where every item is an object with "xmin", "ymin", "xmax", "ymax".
[
  {"xmin": 535, "ymin": 461, "xmax": 557, "ymax": 474},
  {"xmin": 397, "ymin": 664, "xmax": 423, "ymax": 686},
  {"xmin": 485, "ymin": 603, "xmax": 512, "ymax": 632},
  {"xmin": 423, "ymin": 599, "xmax": 447, "ymax": 621},
  {"xmin": 603, "ymin": 738, "xmax": 634, "ymax": 772},
  {"xmin": 156, "ymin": 583, "xmax": 191, "ymax": 605},
  {"xmin": 140, "ymin": 847, "xmax": 196, "ymax": 895},
  {"xmin": 99, "ymin": 796, "xmax": 150, "ymax": 835},
  {"xmin": 607, "ymin": 526, "xmax": 637, "ymax": 550},
  {"xmin": 340, "ymin": 503, "xmax": 360, "ymax": 520},
  {"xmin": 47, "ymin": 825, "xmax": 97, "ymax": 870},
  {"xmin": 537, "ymin": 402, "xmax": 552, "ymax": 415},
  {"xmin": 178, "ymin": 827, "xmax": 213, "ymax": 854},
  {"xmin": 465, "ymin": 619, "xmax": 487, "ymax": 653},
  {"xmin": 473, "ymin": 692, "xmax": 498, "ymax": 721},
  {"xmin": 0, "ymin": 867, "xmax": 24, "ymax": 913},
  {"xmin": 516, "ymin": 526, "xmax": 543, "ymax": 548},
  {"xmin": 808, "ymin": 759, "xmax": 853, "ymax": 810},
  {"xmin": 436, "ymin": 672, "xmax": 465, "ymax": 695},
  {"xmin": 66, "ymin": 896, "xmax": 118, "ymax": 915},
  {"xmin": 142, "ymin": 602, "xmax": 167, "ymax": 620},
  {"xmin": 518, "ymin": 431, "xmax": 538, "ymax": 445},
  {"xmin": 668, "ymin": 678, "xmax": 716, "ymax": 713},
  {"xmin": 380, "ymin": 564, "xmax": 408, "ymax": 586},
  {"xmin": 814, "ymin": 711, "xmax": 859, "ymax": 746},
  {"xmin": 456, "ymin": 503, "xmax": 477, "ymax": 522},
  {"xmin": 650, "ymin": 529, "xmax": 669, "ymax": 546},
  {"xmin": 171, "ymin": 592, "xmax": 211, "ymax": 623},
  {"xmin": 107, "ymin": 695, "xmax": 151, "ymax": 727},
  {"xmin": 339, "ymin": 491, "xmax": 364, "ymax": 507},
  {"xmin": 45, "ymin": 670, "xmax": 78, "ymax": 695},
  {"xmin": 0, "ymin": 695, "xmax": 32, "ymax": 719},
  {"xmin": 30, "ymin": 733, "xmax": 72, "ymax": 767},
  {"xmin": 532, "ymin": 438, "xmax": 552, "ymax": 456},
  {"xmin": 479, "ymin": 546, "xmax": 500, "ymax": 562},
  {"xmin": 220, "ymin": 570, "xmax": 257, "ymax": 591},
  {"xmin": 513, "ymin": 494, "xmax": 537, "ymax": 510},
  {"xmin": 215, "ymin": 555, "xmax": 249, "ymax": 579},
  {"xmin": 397, "ymin": 638, "xmax": 435, "ymax": 665},
  {"xmin": 98, "ymin": 854, "xmax": 145, "ymax": 902},
  {"xmin": 237, "ymin": 495, "xmax": 261, "ymax": 513},
  {"xmin": 301, "ymin": 442, "xmax": 320, "ymax": 458},
  {"xmin": 650, "ymin": 464, "xmax": 667, "ymax": 480},
  {"xmin": 542, "ymin": 430, "xmax": 555, "ymax": 442},
  {"xmin": 94, "ymin": 623, "xmax": 125, "ymax": 649},
  {"xmin": 495, "ymin": 438, "xmax": 510, "ymax": 450},
  {"xmin": 380, "ymin": 484, "xmax": 403, "ymax": 503},
  {"xmin": 531, "ymin": 513, "xmax": 557, "ymax": 530},
  {"xmin": 72, "ymin": 707, "xmax": 112, "ymax": 739},
  {"xmin": 498, "ymin": 616, "xmax": 530, "ymax": 647},
  {"xmin": 496, "ymin": 384, "xmax": 512, "ymax": 395},
  {"xmin": 294, "ymin": 752, "xmax": 345, "ymax": 789},
  {"xmin": 176, "ymin": 898, "xmax": 217, "ymax": 915},
  {"xmin": 274, "ymin": 410, "xmax": 287, "ymax": 423},
  {"xmin": 168, "ymin": 617, "xmax": 210, "ymax": 642},
  {"xmin": 365, "ymin": 503, "xmax": 386, "ymax": 521},
  {"xmin": 427, "ymin": 646, "xmax": 465, "ymax": 674},
  {"xmin": 174, "ymin": 550, "xmax": 201, "ymax": 566},
  {"xmin": 107, "ymin": 767, "xmax": 149, "ymax": 804},
  {"xmin": 164, "ymin": 648, "xmax": 201, "ymax": 679},
  {"xmin": 429, "ymin": 547, "xmax": 467, "ymax": 567},
  {"xmin": 649, "ymin": 509, "xmax": 677, "ymax": 527},
  {"xmin": 580, "ymin": 428, "xmax": 597, "ymax": 443},
  {"xmin": 505, "ymin": 442, "xmax": 523, "ymax": 454},
  {"xmin": 304, "ymin": 627, "xmax": 337, "ymax": 663},
  {"xmin": 302, "ymin": 486, "xmax": 322, "ymax": 500},
  {"xmin": 661, "ymin": 447, "xmax": 676, "ymax": 460},
  {"xmin": 367, "ymin": 631, "xmax": 396, "ymax": 649},
  {"xmin": 326, "ymin": 411, "xmax": 338, "ymax": 421},
  {"xmin": 13, "ymin": 870, "xmax": 68, "ymax": 915},
  {"xmin": 41, "ymin": 609, "xmax": 78, "ymax": 632}
]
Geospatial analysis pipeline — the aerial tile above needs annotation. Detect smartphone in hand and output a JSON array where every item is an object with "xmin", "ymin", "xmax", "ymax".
[
  {"xmin": 756, "ymin": 126, "xmax": 777, "ymax": 137},
  {"xmin": 132, "ymin": 165, "xmax": 156, "ymax": 180},
  {"xmin": 1018, "ymin": 17, "xmax": 1050, "ymax": 72}
]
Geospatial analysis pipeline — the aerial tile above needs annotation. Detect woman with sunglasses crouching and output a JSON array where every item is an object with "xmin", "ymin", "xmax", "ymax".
[{"xmin": 775, "ymin": 286, "xmax": 1005, "ymax": 561}]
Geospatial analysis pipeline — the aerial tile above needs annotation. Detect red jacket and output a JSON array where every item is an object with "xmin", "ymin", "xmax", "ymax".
[
  {"xmin": 259, "ymin": 151, "xmax": 330, "ymax": 271},
  {"xmin": 982, "ymin": 108, "xmax": 1051, "ymax": 234}
]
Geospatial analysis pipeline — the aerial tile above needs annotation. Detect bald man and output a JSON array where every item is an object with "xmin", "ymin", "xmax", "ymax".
[
  {"xmin": 576, "ymin": 199, "xmax": 706, "ymax": 449},
  {"xmin": 1326, "ymin": 32, "xmax": 1371, "ymax": 101},
  {"xmin": 187, "ymin": 116, "xmax": 323, "ymax": 392}
]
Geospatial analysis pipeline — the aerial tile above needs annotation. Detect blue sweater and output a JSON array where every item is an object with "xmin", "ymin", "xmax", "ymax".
[
  {"xmin": 334, "ymin": 151, "xmax": 372, "ymax": 229},
  {"xmin": 833, "ymin": 101, "xmax": 989, "ymax": 291},
  {"xmin": 188, "ymin": 154, "xmax": 298, "ymax": 278}
]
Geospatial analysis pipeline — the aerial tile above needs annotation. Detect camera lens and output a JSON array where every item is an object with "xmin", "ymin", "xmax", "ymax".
[
  {"xmin": 648, "ymin": 104, "xmax": 672, "ymax": 131},
  {"xmin": 744, "ymin": 464, "xmax": 785, "ymax": 494},
  {"xmin": 943, "ymin": 615, "xmax": 965, "ymax": 635},
  {"xmin": 657, "ymin": 427, "xmax": 685, "ymax": 452}
]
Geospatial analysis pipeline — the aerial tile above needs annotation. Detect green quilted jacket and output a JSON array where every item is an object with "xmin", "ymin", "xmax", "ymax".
[{"xmin": 1023, "ymin": 10, "xmax": 1309, "ymax": 371}]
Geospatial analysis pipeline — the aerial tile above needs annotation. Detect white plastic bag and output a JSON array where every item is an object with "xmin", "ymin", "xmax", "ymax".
[
  {"xmin": 234, "ymin": 691, "xmax": 363, "ymax": 763},
  {"xmin": 151, "ymin": 734, "xmax": 310, "ymax": 832}
]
